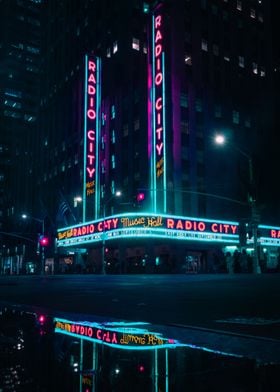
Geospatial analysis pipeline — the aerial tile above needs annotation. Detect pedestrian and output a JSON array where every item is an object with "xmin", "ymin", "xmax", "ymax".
[{"xmin": 225, "ymin": 252, "xmax": 233, "ymax": 274}]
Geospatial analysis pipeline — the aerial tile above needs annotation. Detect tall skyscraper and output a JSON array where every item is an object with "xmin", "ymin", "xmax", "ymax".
[
  {"xmin": 0, "ymin": 0, "xmax": 42, "ymax": 273},
  {"xmin": 10, "ymin": 0, "xmax": 278, "ymax": 274}
]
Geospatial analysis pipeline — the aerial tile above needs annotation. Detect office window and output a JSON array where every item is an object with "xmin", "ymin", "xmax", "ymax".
[
  {"xmin": 4, "ymin": 100, "xmax": 22, "ymax": 109},
  {"xmin": 223, "ymin": 11, "xmax": 229, "ymax": 21},
  {"xmin": 195, "ymin": 99, "xmax": 203, "ymax": 112},
  {"xmin": 214, "ymin": 105, "xmax": 222, "ymax": 118},
  {"xmin": 113, "ymin": 41, "xmax": 118, "ymax": 54},
  {"xmin": 181, "ymin": 121, "xmax": 189, "ymax": 134},
  {"xmin": 4, "ymin": 88, "xmax": 22, "ymax": 98},
  {"xmin": 24, "ymin": 115, "xmax": 35, "ymax": 122},
  {"xmin": 132, "ymin": 38, "xmax": 140, "ymax": 51},
  {"xmin": 111, "ymin": 155, "xmax": 116, "ymax": 169},
  {"xmin": 212, "ymin": 5, "xmax": 218, "ymax": 15},
  {"xmin": 134, "ymin": 119, "xmax": 140, "ymax": 130},
  {"xmin": 4, "ymin": 110, "xmax": 21, "ymax": 118},
  {"xmin": 201, "ymin": 39, "xmax": 208, "ymax": 51},
  {"xmin": 232, "ymin": 110, "xmax": 239, "ymax": 124},
  {"xmin": 250, "ymin": 8, "xmax": 256, "ymax": 18},
  {"xmin": 180, "ymin": 94, "xmax": 188, "ymax": 108},
  {"xmin": 260, "ymin": 67, "xmax": 266, "ymax": 77},
  {"xmin": 252, "ymin": 62, "xmax": 258, "ymax": 74},
  {"xmin": 111, "ymin": 181, "xmax": 115, "ymax": 194},
  {"xmin": 238, "ymin": 56, "xmax": 245, "ymax": 68},
  {"xmin": 213, "ymin": 44, "xmax": 219, "ymax": 56},
  {"xmin": 184, "ymin": 54, "xmax": 192, "ymax": 65},
  {"xmin": 123, "ymin": 124, "xmax": 128, "ymax": 137},
  {"xmin": 106, "ymin": 48, "xmax": 111, "ymax": 58},
  {"xmin": 111, "ymin": 105, "xmax": 115, "ymax": 119},
  {"xmin": 245, "ymin": 117, "xmax": 251, "ymax": 128},
  {"xmin": 111, "ymin": 130, "xmax": 116, "ymax": 144}
]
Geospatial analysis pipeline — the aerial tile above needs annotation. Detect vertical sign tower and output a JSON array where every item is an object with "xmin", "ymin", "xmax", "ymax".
[
  {"xmin": 149, "ymin": 4, "xmax": 167, "ymax": 213},
  {"xmin": 83, "ymin": 55, "xmax": 101, "ymax": 221}
]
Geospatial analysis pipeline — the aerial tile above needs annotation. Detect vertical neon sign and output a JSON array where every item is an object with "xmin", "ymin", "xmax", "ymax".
[
  {"xmin": 150, "ymin": 6, "xmax": 167, "ymax": 213},
  {"xmin": 83, "ymin": 55, "xmax": 101, "ymax": 221}
]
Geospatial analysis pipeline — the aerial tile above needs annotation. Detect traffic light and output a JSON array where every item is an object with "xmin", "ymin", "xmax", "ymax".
[
  {"xmin": 136, "ymin": 192, "xmax": 145, "ymax": 203},
  {"xmin": 137, "ymin": 364, "xmax": 145, "ymax": 373},
  {"xmin": 39, "ymin": 235, "xmax": 49, "ymax": 247},
  {"xmin": 38, "ymin": 314, "xmax": 46, "ymax": 325}
]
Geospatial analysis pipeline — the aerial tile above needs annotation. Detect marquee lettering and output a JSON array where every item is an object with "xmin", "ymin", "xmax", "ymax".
[
  {"xmin": 55, "ymin": 319, "xmax": 174, "ymax": 348},
  {"xmin": 271, "ymin": 229, "xmax": 280, "ymax": 238},
  {"xmin": 58, "ymin": 214, "xmax": 239, "ymax": 241}
]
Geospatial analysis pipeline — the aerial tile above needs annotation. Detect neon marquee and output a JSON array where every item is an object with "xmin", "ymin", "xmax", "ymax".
[
  {"xmin": 257, "ymin": 225, "xmax": 280, "ymax": 247},
  {"xmin": 57, "ymin": 213, "xmax": 239, "ymax": 246},
  {"xmin": 54, "ymin": 318, "xmax": 178, "ymax": 350},
  {"xmin": 83, "ymin": 54, "xmax": 101, "ymax": 221}
]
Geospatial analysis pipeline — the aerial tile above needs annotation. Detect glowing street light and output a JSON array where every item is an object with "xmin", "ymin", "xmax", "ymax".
[
  {"xmin": 214, "ymin": 134, "xmax": 260, "ymax": 274},
  {"xmin": 214, "ymin": 134, "xmax": 226, "ymax": 145},
  {"xmin": 73, "ymin": 196, "xmax": 82, "ymax": 207},
  {"xmin": 101, "ymin": 190, "xmax": 122, "ymax": 274},
  {"xmin": 22, "ymin": 214, "xmax": 46, "ymax": 275}
]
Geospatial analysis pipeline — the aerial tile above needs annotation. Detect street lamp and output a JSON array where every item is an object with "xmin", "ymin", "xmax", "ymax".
[
  {"xmin": 73, "ymin": 196, "xmax": 83, "ymax": 222},
  {"xmin": 101, "ymin": 190, "xmax": 121, "ymax": 274},
  {"xmin": 214, "ymin": 134, "xmax": 260, "ymax": 274},
  {"xmin": 22, "ymin": 214, "xmax": 46, "ymax": 275}
]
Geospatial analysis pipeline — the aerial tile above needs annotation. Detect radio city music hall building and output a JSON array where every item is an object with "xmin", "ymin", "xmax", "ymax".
[{"xmin": 36, "ymin": 0, "xmax": 280, "ymax": 273}]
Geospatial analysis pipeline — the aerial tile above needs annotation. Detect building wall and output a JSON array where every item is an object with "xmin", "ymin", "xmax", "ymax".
[{"xmin": 38, "ymin": 0, "xmax": 273, "ymax": 234}]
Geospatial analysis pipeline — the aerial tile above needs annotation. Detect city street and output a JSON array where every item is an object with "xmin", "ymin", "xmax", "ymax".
[{"xmin": 0, "ymin": 273, "xmax": 280, "ymax": 363}]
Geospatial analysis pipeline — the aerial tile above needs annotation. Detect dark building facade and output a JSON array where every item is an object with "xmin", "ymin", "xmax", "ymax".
[
  {"xmin": 0, "ymin": 0, "xmax": 42, "ymax": 274},
  {"xmin": 3, "ymin": 0, "xmax": 278, "ymax": 274}
]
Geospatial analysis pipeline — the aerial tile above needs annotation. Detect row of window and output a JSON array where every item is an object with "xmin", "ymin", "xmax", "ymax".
[
  {"xmin": 200, "ymin": 0, "xmax": 264, "ymax": 22},
  {"xmin": 180, "ymin": 94, "xmax": 251, "ymax": 127},
  {"xmin": 106, "ymin": 38, "xmax": 148, "ymax": 58},
  {"xmin": 3, "ymin": 110, "xmax": 36, "ymax": 122},
  {"xmin": 185, "ymin": 43, "xmax": 265, "ymax": 77}
]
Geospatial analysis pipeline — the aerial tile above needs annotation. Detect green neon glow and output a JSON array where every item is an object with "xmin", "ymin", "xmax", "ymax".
[
  {"xmin": 259, "ymin": 225, "xmax": 280, "ymax": 230},
  {"xmin": 83, "ymin": 54, "xmax": 88, "ymax": 222},
  {"xmin": 55, "ymin": 329, "xmax": 180, "ymax": 350}
]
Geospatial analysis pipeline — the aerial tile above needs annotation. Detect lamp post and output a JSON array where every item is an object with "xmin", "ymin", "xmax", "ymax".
[
  {"xmin": 214, "ymin": 134, "xmax": 260, "ymax": 274},
  {"xmin": 101, "ymin": 191, "xmax": 121, "ymax": 275},
  {"xmin": 22, "ymin": 214, "xmax": 46, "ymax": 275}
]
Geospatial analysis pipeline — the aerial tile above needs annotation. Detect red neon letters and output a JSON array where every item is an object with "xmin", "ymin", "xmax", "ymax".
[
  {"xmin": 166, "ymin": 218, "xmax": 237, "ymax": 235},
  {"xmin": 271, "ymin": 229, "xmax": 280, "ymax": 238}
]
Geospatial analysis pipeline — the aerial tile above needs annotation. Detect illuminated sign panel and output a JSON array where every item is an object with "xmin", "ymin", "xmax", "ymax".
[
  {"xmin": 57, "ymin": 213, "xmax": 239, "ymax": 246},
  {"xmin": 258, "ymin": 225, "xmax": 280, "ymax": 247},
  {"xmin": 83, "ymin": 55, "xmax": 101, "ymax": 221},
  {"xmin": 150, "ymin": 5, "xmax": 167, "ymax": 212},
  {"xmin": 54, "ymin": 318, "xmax": 178, "ymax": 350}
]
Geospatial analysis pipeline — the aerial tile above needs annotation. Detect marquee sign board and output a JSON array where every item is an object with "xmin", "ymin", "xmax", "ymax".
[
  {"xmin": 54, "ymin": 318, "xmax": 178, "ymax": 350},
  {"xmin": 57, "ymin": 213, "xmax": 239, "ymax": 247}
]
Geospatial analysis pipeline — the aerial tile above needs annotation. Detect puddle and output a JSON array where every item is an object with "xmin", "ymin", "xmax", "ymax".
[{"xmin": 0, "ymin": 305, "xmax": 280, "ymax": 391}]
